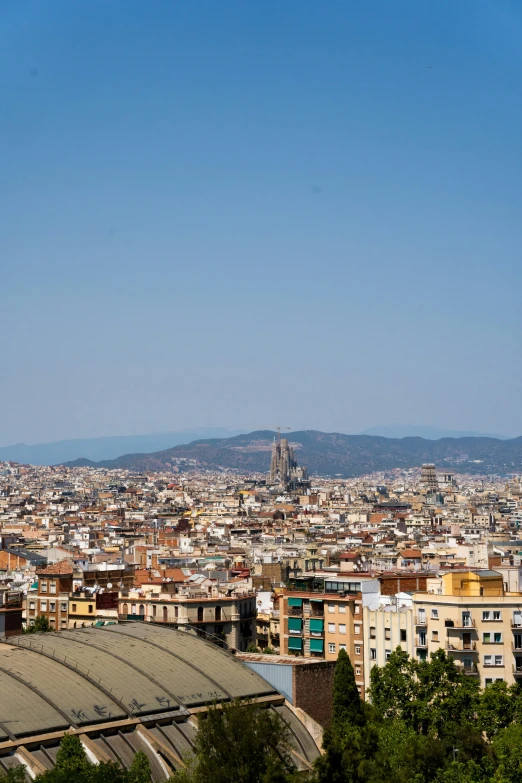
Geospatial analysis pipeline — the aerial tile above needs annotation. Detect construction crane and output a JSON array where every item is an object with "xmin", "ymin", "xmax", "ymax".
[{"xmin": 275, "ymin": 426, "xmax": 291, "ymax": 443}]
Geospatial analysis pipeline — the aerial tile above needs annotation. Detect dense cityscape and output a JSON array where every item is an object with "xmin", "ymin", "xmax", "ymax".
[{"xmin": 1, "ymin": 433, "xmax": 522, "ymax": 779}]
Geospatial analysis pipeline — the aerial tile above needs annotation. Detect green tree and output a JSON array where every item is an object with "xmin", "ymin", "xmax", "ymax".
[
  {"xmin": 492, "ymin": 723, "xmax": 522, "ymax": 783},
  {"xmin": 332, "ymin": 649, "xmax": 365, "ymax": 729},
  {"xmin": 315, "ymin": 649, "xmax": 374, "ymax": 783},
  {"xmin": 0, "ymin": 768, "xmax": 26, "ymax": 783},
  {"xmin": 246, "ymin": 643, "xmax": 261, "ymax": 653},
  {"xmin": 477, "ymin": 680, "xmax": 515, "ymax": 739},
  {"xmin": 416, "ymin": 650, "xmax": 480, "ymax": 737},
  {"xmin": 369, "ymin": 647, "xmax": 420, "ymax": 730},
  {"xmin": 128, "ymin": 752, "xmax": 151, "ymax": 783},
  {"xmin": 33, "ymin": 734, "xmax": 152, "ymax": 783},
  {"xmin": 25, "ymin": 615, "xmax": 54, "ymax": 634},
  {"xmin": 169, "ymin": 700, "xmax": 295, "ymax": 783}
]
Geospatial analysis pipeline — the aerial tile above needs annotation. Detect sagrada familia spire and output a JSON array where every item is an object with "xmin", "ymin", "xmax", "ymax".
[{"xmin": 269, "ymin": 430, "xmax": 309, "ymax": 487}]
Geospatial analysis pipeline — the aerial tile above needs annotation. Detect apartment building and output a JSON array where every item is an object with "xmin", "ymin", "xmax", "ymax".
[
  {"xmin": 0, "ymin": 584, "xmax": 23, "ymax": 638},
  {"xmin": 27, "ymin": 560, "xmax": 73, "ymax": 630},
  {"xmin": 412, "ymin": 570, "xmax": 522, "ymax": 687},
  {"xmin": 280, "ymin": 582, "xmax": 365, "ymax": 696},
  {"xmin": 119, "ymin": 583, "xmax": 257, "ymax": 651},
  {"xmin": 363, "ymin": 600, "xmax": 416, "ymax": 692}
]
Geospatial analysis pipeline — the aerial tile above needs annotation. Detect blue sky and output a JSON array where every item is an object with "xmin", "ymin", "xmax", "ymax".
[{"xmin": 1, "ymin": 0, "xmax": 521, "ymax": 444}]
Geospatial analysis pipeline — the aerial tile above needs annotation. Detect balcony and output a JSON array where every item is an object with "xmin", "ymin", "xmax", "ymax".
[
  {"xmin": 456, "ymin": 664, "xmax": 479, "ymax": 675},
  {"xmin": 416, "ymin": 638, "xmax": 428, "ymax": 648},
  {"xmin": 445, "ymin": 618, "xmax": 476, "ymax": 629},
  {"xmin": 513, "ymin": 665, "xmax": 522, "ymax": 676},
  {"xmin": 0, "ymin": 591, "xmax": 22, "ymax": 610},
  {"xmin": 415, "ymin": 615, "xmax": 427, "ymax": 626},
  {"xmin": 513, "ymin": 641, "xmax": 522, "ymax": 652},
  {"xmin": 445, "ymin": 641, "xmax": 478, "ymax": 652},
  {"xmin": 288, "ymin": 606, "xmax": 303, "ymax": 617}
]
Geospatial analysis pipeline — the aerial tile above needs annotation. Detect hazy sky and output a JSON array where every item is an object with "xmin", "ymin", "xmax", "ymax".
[{"xmin": 2, "ymin": 0, "xmax": 522, "ymax": 445}]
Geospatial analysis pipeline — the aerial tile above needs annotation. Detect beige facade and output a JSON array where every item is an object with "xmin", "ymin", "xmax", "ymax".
[
  {"xmin": 412, "ymin": 571, "xmax": 522, "ymax": 687},
  {"xmin": 119, "ymin": 589, "xmax": 256, "ymax": 651},
  {"xmin": 363, "ymin": 605, "xmax": 416, "ymax": 694}
]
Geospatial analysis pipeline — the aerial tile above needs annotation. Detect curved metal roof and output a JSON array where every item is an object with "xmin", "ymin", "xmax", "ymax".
[{"xmin": 3, "ymin": 623, "xmax": 277, "ymax": 738}]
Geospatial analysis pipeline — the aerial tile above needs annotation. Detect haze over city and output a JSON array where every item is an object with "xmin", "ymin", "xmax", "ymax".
[{"xmin": 2, "ymin": 0, "xmax": 522, "ymax": 445}]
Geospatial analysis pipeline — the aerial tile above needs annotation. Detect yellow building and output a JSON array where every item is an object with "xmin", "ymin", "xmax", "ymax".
[{"xmin": 412, "ymin": 570, "xmax": 522, "ymax": 687}]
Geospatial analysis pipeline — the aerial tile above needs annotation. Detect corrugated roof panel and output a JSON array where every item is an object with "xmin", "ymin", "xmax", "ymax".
[
  {"xmin": 13, "ymin": 634, "xmax": 174, "ymax": 717},
  {"xmin": 0, "ymin": 669, "xmax": 68, "ymax": 738},
  {"xmin": 0, "ymin": 646, "xmax": 125, "ymax": 726},
  {"xmin": 104, "ymin": 624, "xmax": 277, "ymax": 700},
  {"xmin": 66, "ymin": 627, "xmax": 228, "ymax": 707}
]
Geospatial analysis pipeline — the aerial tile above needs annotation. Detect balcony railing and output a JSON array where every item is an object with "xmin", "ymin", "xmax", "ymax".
[
  {"xmin": 445, "ymin": 618, "xmax": 476, "ymax": 629},
  {"xmin": 289, "ymin": 606, "xmax": 303, "ymax": 617},
  {"xmin": 456, "ymin": 664, "xmax": 479, "ymax": 675},
  {"xmin": 415, "ymin": 615, "xmax": 427, "ymax": 626},
  {"xmin": 0, "ymin": 592, "xmax": 22, "ymax": 609},
  {"xmin": 446, "ymin": 641, "xmax": 478, "ymax": 652},
  {"xmin": 416, "ymin": 638, "xmax": 428, "ymax": 648}
]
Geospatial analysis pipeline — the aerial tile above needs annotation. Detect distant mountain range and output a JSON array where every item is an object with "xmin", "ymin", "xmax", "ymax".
[
  {"xmin": 360, "ymin": 424, "xmax": 510, "ymax": 440},
  {"xmin": 0, "ymin": 429, "xmax": 246, "ymax": 467},
  {"xmin": 62, "ymin": 430, "xmax": 522, "ymax": 477}
]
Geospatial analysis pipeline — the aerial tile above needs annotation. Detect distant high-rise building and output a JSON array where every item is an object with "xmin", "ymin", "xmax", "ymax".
[
  {"xmin": 269, "ymin": 434, "xmax": 308, "ymax": 487},
  {"xmin": 420, "ymin": 463, "xmax": 438, "ymax": 492}
]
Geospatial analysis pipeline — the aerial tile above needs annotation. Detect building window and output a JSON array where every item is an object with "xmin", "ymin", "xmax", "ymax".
[
  {"xmin": 72, "ymin": 603, "xmax": 77, "ymax": 612},
  {"xmin": 49, "ymin": 583, "xmax": 56, "ymax": 595},
  {"xmin": 384, "ymin": 629, "xmax": 391, "ymax": 640},
  {"xmin": 385, "ymin": 650, "xmax": 391, "ymax": 661},
  {"xmin": 328, "ymin": 623, "xmax": 336, "ymax": 634},
  {"xmin": 50, "ymin": 602, "xmax": 56, "ymax": 612},
  {"xmin": 215, "ymin": 606, "xmax": 222, "ymax": 622},
  {"xmin": 339, "ymin": 605, "xmax": 346, "ymax": 614},
  {"xmin": 40, "ymin": 600, "xmax": 47, "ymax": 611},
  {"xmin": 493, "ymin": 611, "xmax": 501, "ymax": 621},
  {"xmin": 328, "ymin": 604, "xmax": 335, "ymax": 614},
  {"xmin": 354, "ymin": 624, "xmax": 361, "ymax": 635},
  {"xmin": 484, "ymin": 655, "xmax": 492, "ymax": 666},
  {"xmin": 29, "ymin": 602, "xmax": 35, "ymax": 610},
  {"xmin": 49, "ymin": 618, "xmax": 55, "ymax": 626},
  {"xmin": 355, "ymin": 666, "xmax": 361, "ymax": 676},
  {"xmin": 163, "ymin": 606, "xmax": 168, "ymax": 622},
  {"xmin": 495, "ymin": 655, "xmax": 503, "ymax": 666},
  {"xmin": 355, "ymin": 645, "xmax": 361, "ymax": 655},
  {"xmin": 339, "ymin": 644, "xmax": 347, "ymax": 652},
  {"xmin": 400, "ymin": 629, "xmax": 407, "ymax": 642},
  {"xmin": 40, "ymin": 582, "xmax": 47, "ymax": 593},
  {"xmin": 88, "ymin": 605, "xmax": 93, "ymax": 614},
  {"xmin": 152, "ymin": 604, "xmax": 157, "ymax": 617},
  {"xmin": 354, "ymin": 604, "xmax": 360, "ymax": 614},
  {"xmin": 139, "ymin": 604, "xmax": 145, "ymax": 617},
  {"xmin": 494, "ymin": 633, "xmax": 502, "ymax": 643},
  {"xmin": 485, "ymin": 678, "xmax": 493, "ymax": 685},
  {"xmin": 61, "ymin": 603, "xmax": 67, "ymax": 612},
  {"xmin": 370, "ymin": 648, "xmax": 377, "ymax": 660},
  {"xmin": 432, "ymin": 631, "xmax": 439, "ymax": 641},
  {"xmin": 198, "ymin": 606, "xmax": 204, "ymax": 622},
  {"xmin": 431, "ymin": 609, "xmax": 439, "ymax": 619},
  {"xmin": 339, "ymin": 624, "xmax": 347, "ymax": 635},
  {"xmin": 328, "ymin": 643, "xmax": 336, "ymax": 654},
  {"xmin": 483, "ymin": 611, "xmax": 491, "ymax": 621},
  {"xmin": 370, "ymin": 626, "xmax": 376, "ymax": 639}
]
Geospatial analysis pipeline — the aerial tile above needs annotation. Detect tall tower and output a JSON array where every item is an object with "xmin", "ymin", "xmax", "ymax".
[{"xmin": 420, "ymin": 464, "xmax": 438, "ymax": 492}]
